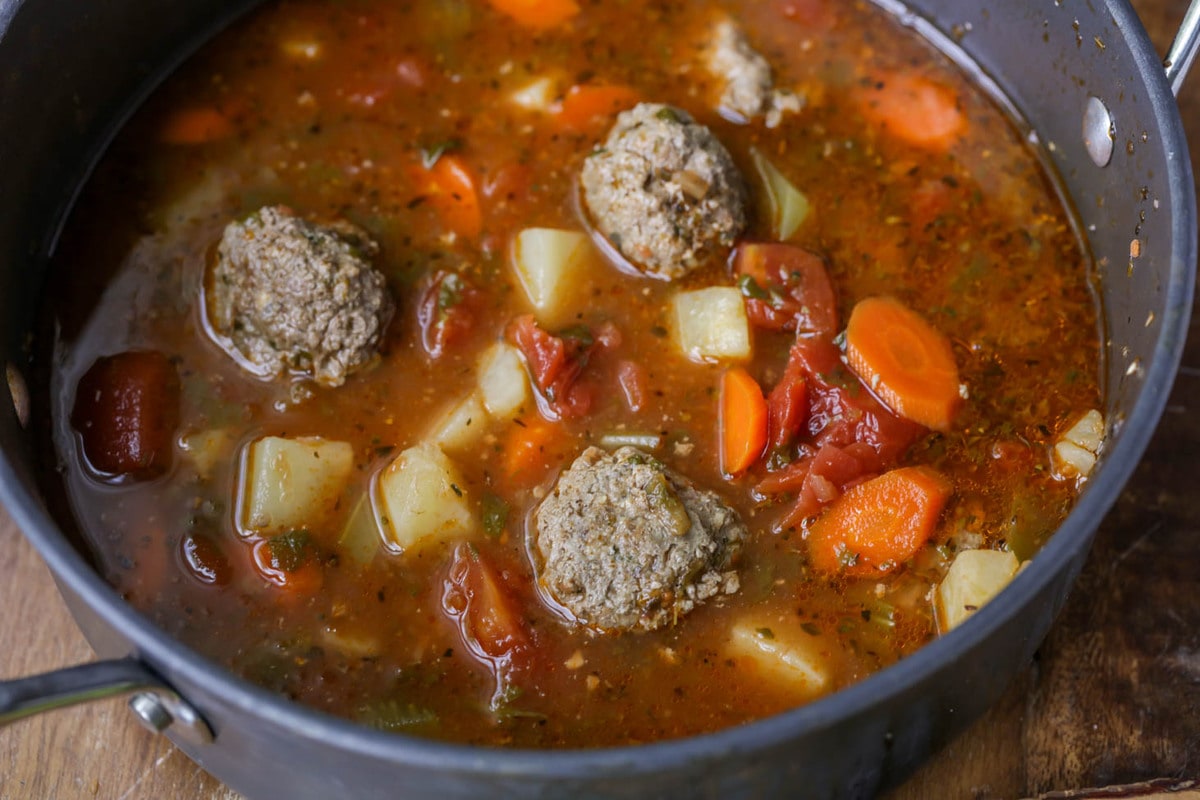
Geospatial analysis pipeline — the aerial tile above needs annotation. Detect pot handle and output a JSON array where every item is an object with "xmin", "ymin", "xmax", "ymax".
[
  {"xmin": 1166, "ymin": 0, "xmax": 1200, "ymax": 95},
  {"xmin": 0, "ymin": 657, "xmax": 213, "ymax": 744}
]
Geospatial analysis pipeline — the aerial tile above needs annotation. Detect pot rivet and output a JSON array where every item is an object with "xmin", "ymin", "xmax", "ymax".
[
  {"xmin": 1082, "ymin": 95, "xmax": 1114, "ymax": 167},
  {"xmin": 128, "ymin": 692, "xmax": 173, "ymax": 733},
  {"xmin": 127, "ymin": 691, "xmax": 214, "ymax": 744}
]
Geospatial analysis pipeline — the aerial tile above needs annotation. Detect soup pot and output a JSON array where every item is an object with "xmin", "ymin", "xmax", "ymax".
[{"xmin": 0, "ymin": 1, "xmax": 1196, "ymax": 797}]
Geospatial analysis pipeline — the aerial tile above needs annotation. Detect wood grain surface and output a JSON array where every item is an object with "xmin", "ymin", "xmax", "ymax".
[{"xmin": 3, "ymin": 1, "xmax": 1200, "ymax": 798}]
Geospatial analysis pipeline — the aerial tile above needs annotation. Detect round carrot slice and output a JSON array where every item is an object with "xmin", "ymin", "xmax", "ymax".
[{"xmin": 844, "ymin": 296, "xmax": 962, "ymax": 431}]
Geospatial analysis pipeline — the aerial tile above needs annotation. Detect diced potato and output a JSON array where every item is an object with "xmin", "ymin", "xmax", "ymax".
[
  {"xmin": 1053, "ymin": 409, "xmax": 1105, "ymax": 478},
  {"xmin": 671, "ymin": 286, "xmax": 752, "ymax": 362},
  {"xmin": 509, "ymin": 77, "xmax": 557, "ymax": 112},
  {"xmin": 936, "ymin": 548, "xmax": 1020, "ymax": 632},
  {"xmin": 477, "ymin": 342, "xmax": 530, "ymax": 419},
  {"xmin": 751, "ymin": 147, "xmax": 810, "ymax": 240},
  {"xmin": 429, "ymin": 391, "xmax": 488, "ymax": 453},
  {"xmin": 512, "ymin": 227, "xmax": 593, "ymax": 326},
  {"xmin": 376, "ymin": 442, "xmax": 474, "ymax": 553},
  {"xmin": 179, "ymin": 428, "xmax": 235, "ymax": 479},
  {"xmin": 727, "ymin": 618, "xmax": 836, "ymax": 700},
  {"xmin": 239, "ymin": 436, "xmax": 354, "ymax": 536},
  {"xmin": 338, "ymin": 493, "xmax": 382, "ymax": 565}
]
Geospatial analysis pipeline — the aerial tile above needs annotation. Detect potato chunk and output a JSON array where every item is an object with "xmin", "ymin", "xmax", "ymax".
[
  {"xmin": 1053, "ymin": 409, "xmax": 1105, "ymax": 479},
  {"xmin": 239, "ymin": 436, "xmax": 355, "ymax": 536},
  {"xmin": 376, "ymin": 442, "xmax": 474, "ymax": 552},
  {"xmin": 512, "ymin": 227, "xmax": 593, "ymax": 326},
  {"xmin": 935, "ymin": 548, "xmax": 1020, "ymax": 632},
  {"xmin": 672, "ymin": 286, "xmax": 752, "ymax": 362},
  {"xmin": 726, "ymin": 618, "xmax": 836, "ymax": 700},
  {"xmin": 477, "ymin": 342, "xmax": 531, "ymax": 420},
  {"xmin": 429, "ymin": 392, "xmax": 489, "ymax": 453}
]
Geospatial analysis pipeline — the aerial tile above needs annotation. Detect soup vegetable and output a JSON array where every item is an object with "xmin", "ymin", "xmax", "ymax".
[{"xmin": 42, "ymin": 0, "xmax": 1104, "ymax": 747}]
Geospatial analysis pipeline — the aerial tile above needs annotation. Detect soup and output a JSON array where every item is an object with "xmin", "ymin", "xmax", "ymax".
[{"xmin": 41, "ymin": 0, "xmax": 1102, "ymax": 747}]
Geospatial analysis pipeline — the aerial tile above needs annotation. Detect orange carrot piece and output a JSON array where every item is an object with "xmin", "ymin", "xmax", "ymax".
[
  {"xmin": 251, "ymin": 536, "xmax": 324, "ymax": 595},
  {"xmin": 554, "ymin": 84, "xmax": 640, "ymax": 131},
  {"xmin": 858, "ymin": 73, "xmax": 965, "ymax": 152},
  {"xmin": 413, "ymin": 154, "xmax": 483, "ymax": 239},
  {"xmin": 160, "ymin": 107, "xmax": 235, "ymax": 144},
  {"xmin": 807, "ymin": 466, "xmax": 952, "ymax": 577},
  {"xmin": 487, "ymin": 0, "xmax": 579, "ymax": 30},
  {"xmin": 844, "ymin": 295, "xmax": 962, "ymax": 432},
  {"xmin": 502, "ymin": 417, "xmax": 559, "ymax": 480},
  {"xmin": 720, "ymin": 367, "xmax": 768, "ymax": 477}
]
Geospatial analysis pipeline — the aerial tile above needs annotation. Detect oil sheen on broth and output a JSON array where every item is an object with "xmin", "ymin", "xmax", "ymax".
[{"xmin": 43, "ymin": 0, "xmax": 1103, "ymax": 747}]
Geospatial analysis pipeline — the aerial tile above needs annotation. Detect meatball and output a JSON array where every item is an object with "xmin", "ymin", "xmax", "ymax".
[
  {"xmin": 580, "ymin": 103, "xmax": 748, "ymax": 280},
  {"xmin": 708, "ymin": 20, "xmax": 803, "ymax": 129},
  {"xmin": 206, "ymin": 206, "xmax": 394, "ymax": 387},
  {"xmin": 533, "ymin": 446, "xmax": 746, "ymax": 633}
]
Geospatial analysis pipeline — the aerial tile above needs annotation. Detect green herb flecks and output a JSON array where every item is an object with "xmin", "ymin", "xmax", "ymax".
[
  {"xmin": 481, "ymin": 492, "xmax": 510, "ymax": 539},
  {"xmin": 265, "ymin": 529, "xmax": 315, "ymax": 573}
]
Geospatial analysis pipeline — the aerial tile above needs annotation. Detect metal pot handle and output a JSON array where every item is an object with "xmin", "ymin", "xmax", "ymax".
[
  {"xmin": 0, "ymin": 657, "xmax": 212, "ymax": 744},
  {"xmin": 1166, "ymin": 0, "xmax": 1200, "ymax": 94}
]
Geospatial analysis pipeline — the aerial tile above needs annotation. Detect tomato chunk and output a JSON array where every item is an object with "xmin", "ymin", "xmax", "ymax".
[
  {"xmin": 71, "ymin": 350, "xmax": 180, "ymax": 480},
  {"xmin": 507, "ymin": 314, "xmax": 595, "ymax": 419},
  {"xmin": 417, "ymin": 270, "xmax": 481, "ymax": 359},
  {"xmin": 734, "ymin": 243, "xmax": 839, "ymax": 335},
  {"xmin": 442, "ymin": 544, "xmax": 532, "ymax": 700},
  {"xmin": 757, "ymin": 338, "xmax": 925, "ymax": 528},
  {"xmin": 766, "ymin": 359, "xmax": 808, "ymax": 452}
]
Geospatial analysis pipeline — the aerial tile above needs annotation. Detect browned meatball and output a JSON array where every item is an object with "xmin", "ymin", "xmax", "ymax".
[
  {"xmin": 533, "ymin": 446, "xmax": 746, "ymax": 632},
  {"xmin": 206, "ymin": 206, "xmax": 394, "ymax": 387},
  {"xmin": 580, "ymin": 103, "xmax": 748, "ymax": 280}
]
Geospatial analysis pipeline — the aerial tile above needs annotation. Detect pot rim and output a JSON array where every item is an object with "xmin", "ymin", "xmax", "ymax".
[{"xmin": 0, "ymin": 0, "xmax": 1194, "ymax": 782}]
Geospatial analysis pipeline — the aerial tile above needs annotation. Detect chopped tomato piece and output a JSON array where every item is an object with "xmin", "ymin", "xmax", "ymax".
[
  {"xmin": 734, "ymin": 243, "xmax": 838, "ymax": 335},
  {"xmin": 442, "ymin": 543, "xmax": 532, "ymax": 686},
  {"xmin": 756, "ymin": 338, "xmax": 925, "ymax": 528},
  {"xmin": 786, "ymin": 337, "xmax": 924, "ymax": 462},
  {"xmin": 766, "ymin": 359, "xmax": 808, "ymax": 452},
  {"xmin": 507, "ymin": 314, "xmax": 595, "ymax": 419},
  {"xmin": 71, "ymin": 350, "xmax": 180, "ymax": 480},
  {"xmin": 417, "ymin": 270, "xmax": 481, "ymax": 359}
]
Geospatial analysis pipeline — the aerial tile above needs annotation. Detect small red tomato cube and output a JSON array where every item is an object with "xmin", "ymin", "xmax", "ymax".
[{"xmin": 71, "ymin": 350, "xmax": 180, "ymax": 479}]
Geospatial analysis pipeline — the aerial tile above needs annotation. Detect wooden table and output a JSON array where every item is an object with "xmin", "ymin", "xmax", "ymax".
[{"xmin": 4, "ymin": 1, "xmax": 1200, "ymax": 797}]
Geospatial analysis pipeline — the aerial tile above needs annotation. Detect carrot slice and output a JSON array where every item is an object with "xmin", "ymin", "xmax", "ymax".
[
  {"xmin": 487, "ymin": 0, "xmax": 579, "ymax": 30},
  {"xmin": 554, "ymin": 84, "xmax": 640, "ymax": 131},
  {"xmin": 502, "ymin": 417, "xmax": 560, "ymax": 481},
  {"xmin": 857, "ymin": 73, "xmax": 965, "ymax": 152},
  {"xmin": 844, "ymin": 295, "xmax": 961, "ymax": 432},
  {"xmin": 807, "ymin": 466, "xmax": 952, "ymax": 577},
  {"xmin": 251, "ymin": 533, "xmax": 324, "ymax": 595},
  {"xmin": 720, "ymin": 367, "xmax": 768, "ymax": 477},
  {"xmin": 412, "ymin": 154, "xmax": 483, "ymax": 239},
  {"xmin": 160, "ymin": 107, "xmax": 234, "ymax": 144}
]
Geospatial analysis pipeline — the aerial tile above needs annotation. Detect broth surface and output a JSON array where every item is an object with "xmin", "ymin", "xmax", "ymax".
[{"xmin": 42, "ymin": 0, "xmax": 1100, "ymax": 746}]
